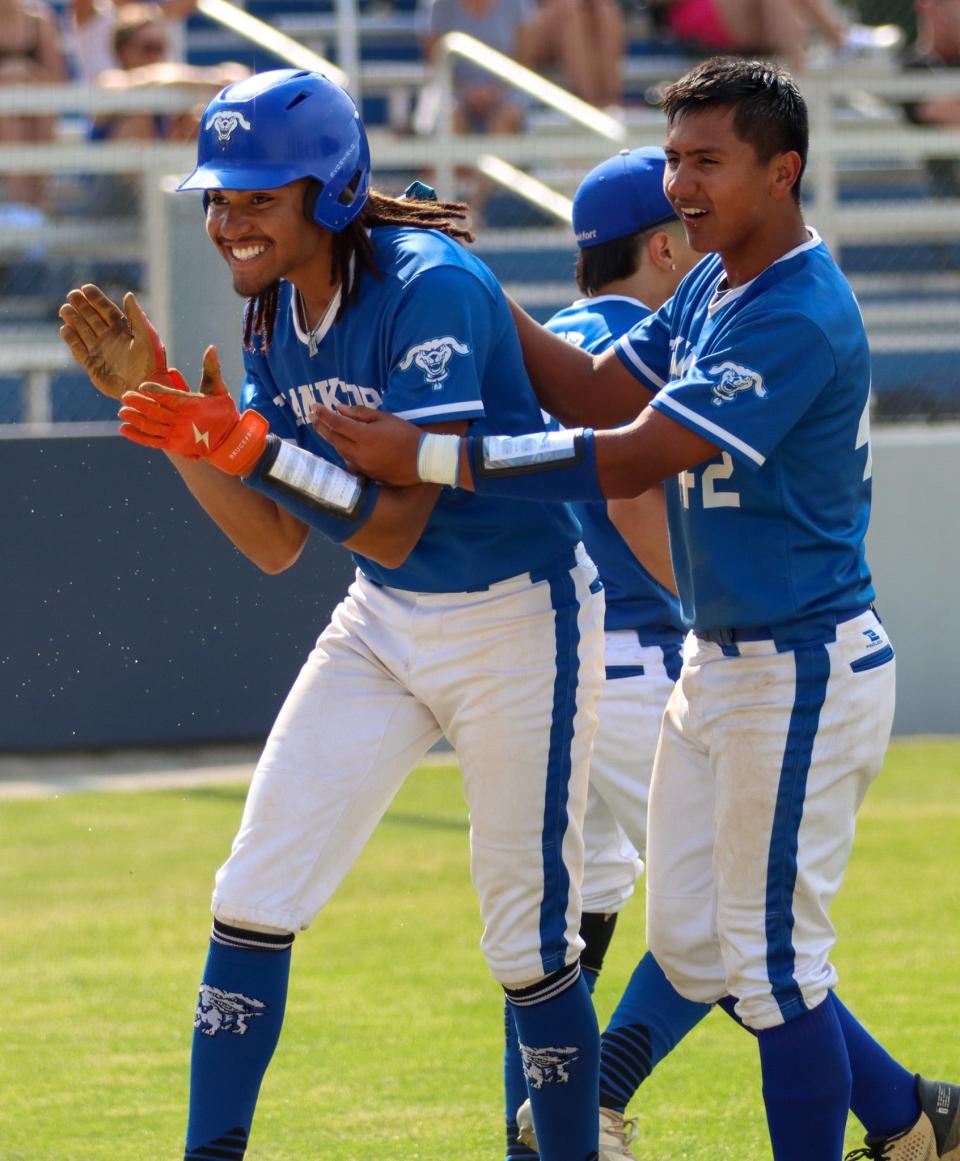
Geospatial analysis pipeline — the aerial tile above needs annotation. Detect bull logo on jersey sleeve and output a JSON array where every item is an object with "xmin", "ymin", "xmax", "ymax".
[
  {"xmin": 194, "ymin": 983, "xmax": 266, "ymax": 1036},
  {"xmin": 708, "ymin": 361, "xmax": 768, "ymax": 406},
  {"xmin": 206, "ymin": 110, "xmax": 252, "ymax": 145},
  {"xmin": 398, "ymin": 336, "xmax": 471, "ymax": 387}
]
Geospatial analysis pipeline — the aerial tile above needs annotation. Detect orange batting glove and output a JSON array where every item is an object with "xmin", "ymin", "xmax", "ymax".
[{"xmin": 119, "ymin": 345, "xmax": 269, "ymax": 477}]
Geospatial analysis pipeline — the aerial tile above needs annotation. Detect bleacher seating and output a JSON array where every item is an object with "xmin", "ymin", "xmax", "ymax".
[
  {"xmin": 0, "ymin": 376, "xmax": 24, "ymax": 426},
  {"xmin": 1, "ymin": 1, "xmax": 959, "ymax": 427}
]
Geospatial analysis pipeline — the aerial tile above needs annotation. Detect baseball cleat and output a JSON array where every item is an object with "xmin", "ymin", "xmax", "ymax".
[
  {"xmin": 844, "ymin": 1076, "xmax": 960, "ymax": 1160},
  {"xmin": 515, "ymin": 1101, "xmax": 639, "ymax": 1160},
  {"xmin": 516, "ymin": 1099, "xmax": 537, "ymax": 1151},
  {"xmin": 598, "ymin": 1107, "xmax": 639, "ymax": 1160}
]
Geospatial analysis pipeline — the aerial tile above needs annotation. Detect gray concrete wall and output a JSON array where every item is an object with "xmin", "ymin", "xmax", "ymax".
[
  {"xmin": 1, "ymin": 427, "xmax": 955, "ymax": 752},
  {"xmin": 2, "ymin": 435, "xmax": 354, "ymax": 751},
  {"xmin": 868, "ymin": 425, "xmax": 960, "ymax": 736}
]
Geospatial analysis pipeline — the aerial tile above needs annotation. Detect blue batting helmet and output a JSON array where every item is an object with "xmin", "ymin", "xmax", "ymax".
[{"xmin": 178, "ymin": 68, "xmax": 371, "ymax": 232}]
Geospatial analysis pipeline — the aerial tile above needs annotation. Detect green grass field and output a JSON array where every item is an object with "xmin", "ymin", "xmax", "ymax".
[{"xmin": 1, "ymin": 737, "xmax": 958, "ymax": 1160}]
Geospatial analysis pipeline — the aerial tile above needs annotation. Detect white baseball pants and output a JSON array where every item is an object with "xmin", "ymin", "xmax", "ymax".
[
  {"xmin": 580, "ymin": 631, "xmax": 683, "ymax": 915},
  {"xmin": 212, "ymin": 546, "xmax": 605, "ymax": 987},
  {"xmin": 645, "ymin": 609, "xmax": 896, "ymax": 1029}
]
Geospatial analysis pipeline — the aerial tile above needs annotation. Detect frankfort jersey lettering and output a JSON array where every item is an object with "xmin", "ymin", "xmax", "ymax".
[
  {"xmin": 614, "ymin": 230, "xmax": 875, "ymax": 632},
  {"xmin": 240, "ymin": 224, "xmax": 580, "ymax": 592},
  {"xmin": 547, "ymin": 294, "xmax": 683, "ymax": 644}
]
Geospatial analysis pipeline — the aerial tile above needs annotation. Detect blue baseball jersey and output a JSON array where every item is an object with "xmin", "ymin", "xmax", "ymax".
[
  {"xmin": 614, "ymin": 230, "xmax": 876, "ymax": 631},
  {"xmin": 240, "ymin": 225, "xmax": 580, "ymax": 592},
  {"xmin": 547, "ymin": 294, "xmax": 683, "ymax": 642}
]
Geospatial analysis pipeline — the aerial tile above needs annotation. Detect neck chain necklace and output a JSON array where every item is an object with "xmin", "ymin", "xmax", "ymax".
[{"xmin": 296, "ymin": 286, "xmax": 341, "ymax": 356}]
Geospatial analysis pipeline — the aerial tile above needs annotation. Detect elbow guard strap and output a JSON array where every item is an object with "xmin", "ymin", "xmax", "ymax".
[
  {"xmin": 245, "ymin": 434, "xmax": 379, "ymax": 544},
  {"xmin": 467, "ymin": 428, "xmax": 604, "ymax": 502}
]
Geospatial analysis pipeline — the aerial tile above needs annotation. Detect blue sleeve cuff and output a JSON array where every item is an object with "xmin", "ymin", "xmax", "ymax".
[
  {"xmin": 466, "ymin": 428, "xmax": 604, "ymax": 503},
  {"xmin": 244, "ymin": 447, "xmax": 379, "ymax": 544}
]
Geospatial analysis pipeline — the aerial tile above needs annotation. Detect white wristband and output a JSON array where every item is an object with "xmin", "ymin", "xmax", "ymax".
[{"xmin": 416, "ymin": 432, "xmax": 461, "ymax": 487}]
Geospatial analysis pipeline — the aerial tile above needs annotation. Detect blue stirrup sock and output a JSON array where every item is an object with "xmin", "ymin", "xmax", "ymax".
[
  {"xmin": 504, "ymin": 913, "xmax": 616, "ymax": 1160},
  {"xmin": 693, "ymin": 990, "xmax": 921, "ymax": 1140},
  {"xmin": 829, "ymin": 992, "xmax": 921, "ymax": 1137},
  {"xmin": 757, "ymin": 996, "xmax": 851, "ymax": 1161},
  {"xmin": 184, "ymin": 921, "xmax": 294, "ymax": 1161},
  {"xmin": 599, "ymin": 951, "xmax": 712, "ymax": 1111},
  {"xmin": 503, "ymin": 965, "xmax": 599, "ymax": 1160},
  {"xmin": 505, "ymin": 963, "xmax": 600, "ymax": 1161}
]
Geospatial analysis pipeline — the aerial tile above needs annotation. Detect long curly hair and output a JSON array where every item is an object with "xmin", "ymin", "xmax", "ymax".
[{"xmin": 241, "ymin": 190, "xmax": 474, "ymax": 352}]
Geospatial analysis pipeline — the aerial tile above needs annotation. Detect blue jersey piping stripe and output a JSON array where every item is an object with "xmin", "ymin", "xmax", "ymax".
[
  {"xmin": 653, "ymin": 394, "xmax": 766, "ymax": 467},
  {"xmin": 393, "ymin": 400, "xmax": 485, "ymax": 421},
  {"xmin": 616, "ymin": 337, "xmax": 667, "ymax": 388},
  {"xmin": 539, "ymin": 566, "xmax": 582, "ymax": 974},
  {"xmin": 765, "ymin": 645, "xmax": 830, "ymax": 1020}
]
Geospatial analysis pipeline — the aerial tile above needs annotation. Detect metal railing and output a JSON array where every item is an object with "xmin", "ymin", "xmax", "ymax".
[
  {"xmin": 427, "ymin": 30, "xmax": 624, "ymax": 216},
  {"xmin": 194, "ymin": 0, "xmax": 349, "ymax": 88},
  {"xmin": 2, "ymin": 4, "xmax": 960, "ymax": 425}
]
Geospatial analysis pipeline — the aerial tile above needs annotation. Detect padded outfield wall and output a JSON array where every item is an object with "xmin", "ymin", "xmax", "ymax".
[
  {"xmin": 2, "ymin": 435, "xmax": 354, "ymax": 751},
  {"xmin": 1, "ymin": 427, "xmax": 957, "ymax": 751}
]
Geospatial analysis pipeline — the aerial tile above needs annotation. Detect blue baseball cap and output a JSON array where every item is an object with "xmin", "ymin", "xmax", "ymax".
[{"xmin": 573, "ymin": 147, "xmax": 676, "ymax": 249}]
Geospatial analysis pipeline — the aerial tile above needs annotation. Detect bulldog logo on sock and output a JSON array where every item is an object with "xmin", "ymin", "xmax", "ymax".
[
  {"xmin": 519, "ymin": 1043, "xmax": 581, "ymax": 1088},
  {"xmin": 194, "ymin": 983, "xmax": 267, "ymax": 1036}
]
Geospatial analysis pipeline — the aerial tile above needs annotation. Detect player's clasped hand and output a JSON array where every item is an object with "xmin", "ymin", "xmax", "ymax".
[
  {"xmin": 120, "ymin": 345, "xmax": 228, "ymax": 456},
  {"xmin": 311, "ymin": 403, "xmax": 424, "ymax": 486},
  {"xmin": 120, "ymin": 345, "xmax": 270, "ymax": 477},
  {"xmin": 58, "ymin": 283, "xmax": 186, "ymax": 400}
]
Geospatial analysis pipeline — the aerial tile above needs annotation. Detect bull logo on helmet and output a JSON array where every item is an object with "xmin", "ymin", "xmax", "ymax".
[
  {"xmin": 398, "ymin": 337, "xmax": 471, "ymax": 388},
  {"xmin": 206, "ymin": 110, "xmax": 253, "ymax": 146}
]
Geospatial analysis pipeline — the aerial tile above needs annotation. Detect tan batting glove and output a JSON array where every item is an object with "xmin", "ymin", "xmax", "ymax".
[{"xmin": 58, "ymin": 283, "xmax": 186, "ymax": 400}]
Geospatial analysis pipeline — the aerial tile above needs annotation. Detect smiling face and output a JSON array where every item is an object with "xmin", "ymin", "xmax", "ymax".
[
  {"xmin": 663, "ymin": 105, "xmax": 804, "ymax": 286},
  {"xmin": 205, "ymin": 179, "xmax": 333, "ymax": 301}
]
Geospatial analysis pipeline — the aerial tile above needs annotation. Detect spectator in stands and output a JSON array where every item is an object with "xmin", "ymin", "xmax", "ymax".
[
  {"xmin": 417, "ymin": 0, "xmax": 627, "ymax": 224},
  {"xmin": 417, "ymin": 0, "xmax": 539, "ymax": 222},
  {"xmin": 853, "ymin": 0, "xmax": 917, "ymax": 45},
  {"xmin": 80, "ymin": 4, "xmax": 245, "ymax": 221},
  {"xmin": 525, "ymin": 0, "xmax": 626, "ymax": 109},
  {"xmin": 917, "ymin": 0, "xmax": 960, "ymax": 52},
  {"xmin": 646, "ymin": 0, "xmax": 850, "ymax": 72},
  {"xmin": 901, "ymin": 0, "xmax": 960, "ymax": 193},
  {"xmin": 0, "ymin": 0, "xmax": 68, "ymax": 208},
  {"xmin": 70, "ymin": 0, "xmax": 197, "ymax": 84},
  {"xmin": 418, "ymin": 0, "xmax": 536, "ymax": 136},
  {"xmin": 906, "ymin": 0, "xmax": 960, "ymax": 105},
  {"xmin": 91, "ymin": 3, "xmax": 247, "ymax": 142}
]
